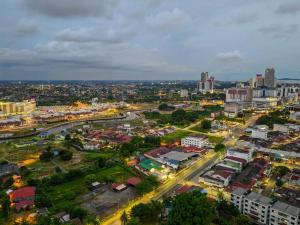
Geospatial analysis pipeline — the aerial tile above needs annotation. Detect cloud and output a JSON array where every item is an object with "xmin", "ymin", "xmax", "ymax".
[
  {"xmin": 276, "ymin": 1, "xmax": 300, "ymax": 15},
  {"xmin": 0, "ymin": 39, "xmax": 190, "ymax": 79},
  {"xmin": 214, "ymin": 13, "xmax": 259, "ymax": 27},
  {"xmin": 216, "ymin": 50, "xmax": 243, "ymax": 62},
  {"xmin": 258, "ymin": 24, "xmax": 298, "ymax": 38},
  {"xmin": 15, "ymin": 19, "xmax": 39, "ymax": 37},
  {"xmin": 146, "ymin": 8, "xmax": 190, "ymax": 32},
  {"xmin": 55, "ymin": 27, "xmax": 136, "ymax": 43},
  {"xmin": 22, "ymin": 0, "xmax": 119, "ymax": 18}
]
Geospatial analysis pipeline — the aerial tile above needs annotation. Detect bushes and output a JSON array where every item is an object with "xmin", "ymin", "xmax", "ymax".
[
  {"xmin": 135, "ymin": 176, "xmax": 159, "ymax": 195},
  {"xmin": 214, "ymin": 143, "xmax": 226, "ymax": 152},
  {"xmin": 59, "ymin": 150, "xmax": 73, "ymax": 161}
]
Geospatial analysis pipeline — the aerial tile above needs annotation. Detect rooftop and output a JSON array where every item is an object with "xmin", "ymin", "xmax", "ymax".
[
  {"xmin": 245, "ymin": 192, "xmax": 272, "ymax": 206},
  {"xmin": 272, "ymin": 201, "xmax": 300, "ymax": 217},
  {"xmin": 231, "ymin": 187, "xmax": 247, "ymax": 196}
]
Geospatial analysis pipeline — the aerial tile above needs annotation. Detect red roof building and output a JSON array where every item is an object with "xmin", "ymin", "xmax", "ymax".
[{"xmin": 9, "ymin": 186, "xmax": 36, "ymax": 211}]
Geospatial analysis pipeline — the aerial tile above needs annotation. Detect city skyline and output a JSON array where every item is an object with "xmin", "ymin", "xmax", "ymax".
[{"xmin": 1, "ymin": 0, "xmax": 300, "ymax": 80}]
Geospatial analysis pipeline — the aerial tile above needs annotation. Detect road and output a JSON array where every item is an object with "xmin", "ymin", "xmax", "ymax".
[{"xmin": 102, "ymin": 151, "xmax": 219, "ymax": 225}]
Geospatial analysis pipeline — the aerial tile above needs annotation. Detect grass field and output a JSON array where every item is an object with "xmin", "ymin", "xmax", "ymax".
[
  {"xmin": 48, "ymin": 165, "xmax": 135, "ymax": 211},
  {"xmin": 161, "ymin": 130, "xmax": 192, "ymax": 143}
]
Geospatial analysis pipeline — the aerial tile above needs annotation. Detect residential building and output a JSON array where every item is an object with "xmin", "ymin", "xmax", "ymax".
[
  {"xmin": 226, "ymin": 148, "xmax": 253, "ymax": 163},
  {"xmin": 198, "ymin": 72, "xmax": 214, "ymax": 93},
  {"xmin": 181, "ymin": 136, "xmax": 208, "ymax": 148},
  {"xmin": 243, "ymin": 192, "xmax": 273, "ymax": 224},
  {"xmin": 270, "ymin": 201, "xmax": 300, "ymax": 225},
  {"xmin": 230, "ymin": 190, "xmax": 300, "ymax": 225},
  {"xmin": 251, "ymin": 125, "xmax": 269, "ymax": 140},
  {"xmin": 230, "ymin": 188, "xmax": 248, "ymax": 211}
]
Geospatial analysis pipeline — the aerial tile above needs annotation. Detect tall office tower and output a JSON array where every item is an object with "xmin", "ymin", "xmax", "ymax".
[
  {"xmin": 265, "ymin": 67, "xmax": 276, "ymax": 88},
  {"xmin": 256, "ymin": 74, "xmax": 264, "ymax": 87},
  {"xmin": 198, "ymin": 72, "xmax": 214, "ymax": 93}
]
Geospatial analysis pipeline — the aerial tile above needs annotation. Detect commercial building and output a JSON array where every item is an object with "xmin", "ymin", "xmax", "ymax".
[
  {"xmin": 265, "ymin": 68, "xmax": 276, "ymax": 88},
  {"xmin": 252, "ymin": 88, "xmax": 278, "ymax": 109},
  {"xmin": 198, "ymin": 72, "xmax": 214, "ymax": 93},
  {"xmin": 226, "ymin": 87, "xmax": 253, "ymax": 103},
  {"xmin": 181, "ymin": 136, "xmax": 208, "ymax": 148},
  {"xmin": 0, "ymin": 100, "xmax": 36, "ymax": 117}
]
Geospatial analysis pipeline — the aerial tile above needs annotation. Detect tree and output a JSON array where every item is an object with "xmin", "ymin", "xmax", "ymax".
[
  {"xmin": 131, "ymin": 201, "xmax": 162, "ymax": 223},
  {"xmin": 214, "ymin": 143, "xmax": 226, "ymax": 152},
  {"xmin": 274, "ymin": 166, "xmax": 290, "ymax": 178},
  {"xmin": 3, "ymin": 176, "xmax": 14, "ymax": 188},
  {"xmin": 69, "ymin": 206, "xmax": 87, "ymax": 220},
  {"xmin": 120, "ymin": 211, "xmax": 128, "ymax": 225},
  {"xmin": 168, "ymin": 191, "xmax": 214, "ymax": 225},
  {"xmin": 159, "ymin": 103, "xmax": 175, "ymax": 111},
  {"xmin": 0, "ymin": 191, "xmax": 10, "ymax": 218},
  {"xmin": 127, "ymin": 217, "xmax": 142, "ymax": 225},
  {"xmin": 201, "ymin": 120, "xmax": 211, "ymax": 131},
  {"xmin": 19, "ymin": 166, "xmax": 31, "ymax": 177},
  {"xmin": 144, "ymin": 136, "xmax": 161, "ymax": 147},
  {"xmin": 97, "ymin": 157, "xmax": 107, "ymax": 168},
  {"xmin": 39, "ymin": 148, "xmax": 54, "ymax": 162},
  {"xmin": 59, "ymin": 150, "xmax": 73, "ymax": 161}
]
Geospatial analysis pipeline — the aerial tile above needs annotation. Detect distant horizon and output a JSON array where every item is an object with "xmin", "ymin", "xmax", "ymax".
[{"xmin": 0, "ymin": 76, "xmax": 299, "ymax": 82}]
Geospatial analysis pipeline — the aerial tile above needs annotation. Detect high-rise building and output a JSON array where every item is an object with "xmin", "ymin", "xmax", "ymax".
[
  {"xmin": 265, "ymin": 67, "xmax": 276, "ymax": 88},
  {"xmin": 226, "ymin": 87, "xmax": 253, "ymax": 103},
  {"xmin": 198, "ymin": 72, "xmax": 214, "ymax": 93},
  {"xmin": 256, "ymin": 74, "xmax": 264, "ymax": 87}
]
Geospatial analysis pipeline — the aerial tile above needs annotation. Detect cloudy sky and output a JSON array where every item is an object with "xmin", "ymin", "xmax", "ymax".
[{"xmin": 0, "ymin": 0, "xmax": 300, "ymax": 81}]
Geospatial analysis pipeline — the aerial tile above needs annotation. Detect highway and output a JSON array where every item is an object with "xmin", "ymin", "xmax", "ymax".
[{"xmin": 102, "ymin": 151, "xmax": 219, "ymax": 225}]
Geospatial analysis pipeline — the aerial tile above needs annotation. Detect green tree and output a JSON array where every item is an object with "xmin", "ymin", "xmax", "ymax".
[
  {"xmin": 201, "ymin": 120, "xmax": 211, "ymax": 131},
  {"xmin": 0, "ymin": 191, "xmax": 10, "ymax": 218},
  {"xmin": 121, "ymin": 211, "xmax": 128, "ymax": 225},
  {"xmin": 274, "ymin": 166, "xmax": 290, "ymax": 178},
  {"xmin": 214, "ymin": 143, "xmax": 226, "ymax": 152},
  {"xmin": 168, "ymin": 191, "xmax": 214, "ymax": 225},
  {"xmin": 59, "ymin": 150, "xmax": 73, "ymax": 161}
]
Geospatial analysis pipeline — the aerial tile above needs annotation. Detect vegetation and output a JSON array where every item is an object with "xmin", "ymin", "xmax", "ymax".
[
  {"xmin": 125, "ymin": 191, "xmax": 254, "ymax": 225},
  {"xmin": 144, "ymin": 106, "xmax": 222, "ymax": 127},
  {"xmin": 158, "ymin": 103, "xmax": 175, "ymax": 111},
  {"xmin": 214, "ymin": 143, "xmax": 226, "ymax": 152},
  {"xmin": 135, "ymin": 175, "xmax": 159, "ymax": 195},
  {"xmin": 273, "ymin": 166, "xmax": 290, "ymax": 178},
  {"xmin": 256, "ymin": 109, "xmax": 289, "ymax": 129}
]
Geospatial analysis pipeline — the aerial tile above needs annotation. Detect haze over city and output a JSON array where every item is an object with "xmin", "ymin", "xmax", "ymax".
[{"xmin": 1, "ymin": 0, "xmax": 300, "ymax": 80}]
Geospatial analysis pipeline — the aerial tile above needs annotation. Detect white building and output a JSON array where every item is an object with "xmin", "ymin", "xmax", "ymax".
[
  {"xmin": 243, "ymin": 192, "xmax": 273, "ymax": 225},
  {"xmin": 251, "ymin": 125, "xmax": 269, "ymax": 140},
  {"xmin": 230, "ymin": 190, "xmax": 300, "ymax": 225},
  {"xmin": 230, "ymin": 188, "xmax": 248, "ymax": 211},
  {"xmin": 180, "ymin": 89, "xmax": 189, "ymax": 98},
  {"xmin": 226, "ymin": 148, "xmax": 253, "ymax": 163},
  {"xmin": 181, "ymin": 136, "xmax": 208, "ymax": 148},
  {"xmin": 270, "ymin": 201, "xmax": 300, "ymax": 225}
]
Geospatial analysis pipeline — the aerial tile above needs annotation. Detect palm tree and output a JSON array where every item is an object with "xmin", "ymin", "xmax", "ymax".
[{"xmin": 120, "ymin": 210, "xmax": 128, "ymax": 225}]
